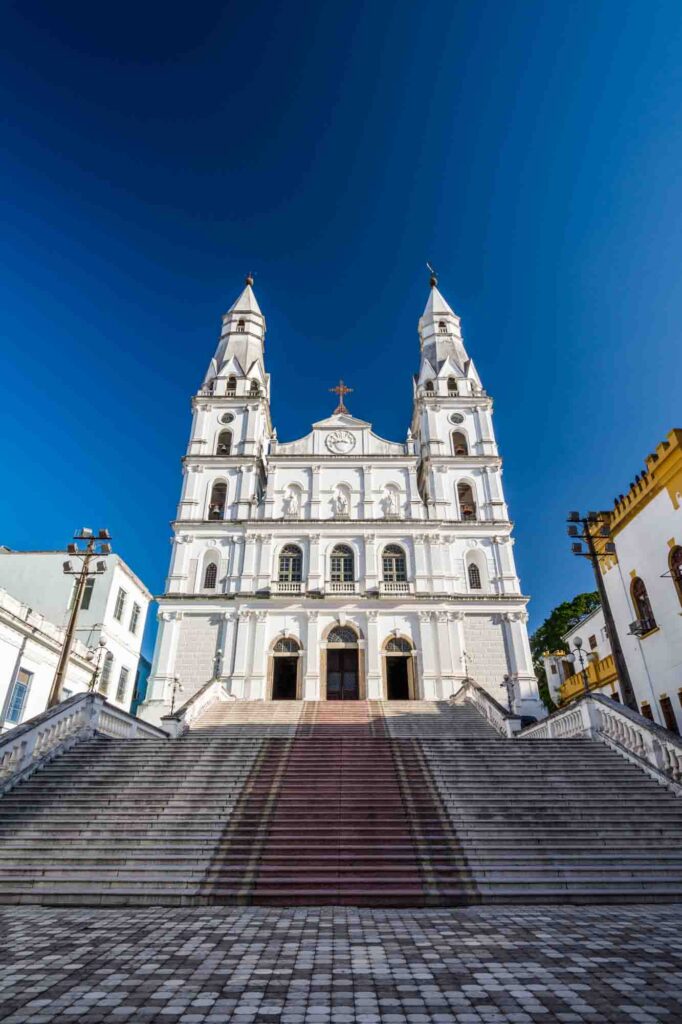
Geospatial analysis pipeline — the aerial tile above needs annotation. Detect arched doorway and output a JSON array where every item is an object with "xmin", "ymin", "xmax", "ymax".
[
  {"xmin": 383, "ymin": 636, "xmax": 415, "ymax": 700},
  {"xmin": 270, "ymin": 636, "xmax": 302, "ymax": 700},
  {"xmin": 325, "ymin": 625, "xmax": 360, "ymax": 700}
]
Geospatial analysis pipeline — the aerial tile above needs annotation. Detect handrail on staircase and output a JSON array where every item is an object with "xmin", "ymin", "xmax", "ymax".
[
  {"xmin": 450, "ymin": 677, "xmax": 522, "ymax": 738},
  {"xmin": 0, "ymin": 692, "xmax": 168, "ymax": 794},
  {"xmin": 161, "ymin": 677, "xmax": 231, "ymax": 737},
  {"xmin": 518, "ymin": 692, "xmax": 682, "ymax": 792}
]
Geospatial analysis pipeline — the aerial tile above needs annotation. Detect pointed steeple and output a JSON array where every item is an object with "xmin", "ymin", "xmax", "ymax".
[
  {"xmin": 204, "ymin": 276, "xmax": 267, "ymax": 386},
  {"xmin": 418, "ymin": 274, "xmax": 470, "ymax": 376}
]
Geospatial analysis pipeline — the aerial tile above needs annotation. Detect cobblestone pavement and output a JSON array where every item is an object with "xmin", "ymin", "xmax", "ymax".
[{"xmin": 0, "ymin": 905, "xmax": 681, "ymax": 1023}]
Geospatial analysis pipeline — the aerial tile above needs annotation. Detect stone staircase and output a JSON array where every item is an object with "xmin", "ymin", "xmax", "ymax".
[{"xmin": 0, "ymin": 699, "xmax": 681, "ymax": 906}]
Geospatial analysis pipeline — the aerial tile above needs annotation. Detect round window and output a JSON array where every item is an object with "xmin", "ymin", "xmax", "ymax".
[
  {"xmin": 450, "ymin": 413, "xmax": 464, "ymax": 424},
  {"xmin": 220, "ymin": 413, "xmax": 235, "ymax": 424}
]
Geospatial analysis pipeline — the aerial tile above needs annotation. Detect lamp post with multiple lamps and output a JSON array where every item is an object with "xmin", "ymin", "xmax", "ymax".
[
  {"xmin": 86, "ymin": 636, "xmax": 109, "ymax": 693},
  {"xmin": 568, "ymin": 636, "xmax": 591, "ymax": 696},
  {"xmin": 47, "ymin": 528, "xmax": 111, "ymax": 709},
  {"xmin": 566, "ymin": 510, "xmax": 637, "ymax": 711}
]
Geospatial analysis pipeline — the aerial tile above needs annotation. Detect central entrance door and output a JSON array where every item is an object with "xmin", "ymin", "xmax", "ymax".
[
  {"xmin": 386, "ymin": 656, "xmax": 410, "ymax": 699},
  {"xmin": 272, "ymin": 657, "xmax": 298, "ymax": 700},
  {"xmin": 326, "ymin": 648, "xmax": 359, "ymax": 701}
]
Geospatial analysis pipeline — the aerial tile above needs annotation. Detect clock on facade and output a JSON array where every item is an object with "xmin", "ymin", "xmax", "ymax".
[{"xmin": 325, "ymin": 430, "xmax": 356, "ymax": 454}]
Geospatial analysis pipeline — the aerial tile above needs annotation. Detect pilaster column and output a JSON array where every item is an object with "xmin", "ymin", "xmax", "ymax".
[
  {"xmin": 366, "ymin": 610, "xmax": 381, "ymax": 698},
  {"xmin": 450, "ymin": 611, "xmax": 466, "ymax": 684},
  {"xmin": 429, "ymin": 536, "xmax": 446, "ymax": 591},
  {"xmin": 256, "ymin": 533, "xmax": 273, "ymax": 590},
  {"xmin": 435, "ymin": 610, "xmax": 455, "ymax": 698},
  {"xmin": 440, "ymin": 534, "xmax": 456, "ymax": 593},
  {"xmin": 365, "ymin": 533, "xmax": 378, "ymax": 590},
  {"xmin": 178, "ymin": 465, "xmax": 204, "ymax": 521},
  {"xmin": 303, "ymin": 610, "xmax": 320, "ymax": 699},
  {"xmin": 264, "ymin": 464, "xmax": 278, "ymax": 520},
  {"xmin": 241, "ymin": 532, "xmax": 258, "ymax": 593},
  {"xmin": 236, "ymin": 465, "xmax": 256, "ymax": 518},
  {"xmin": 231, "ymin": 609, "xmax": 253, "ymax": 698},
  {"xmin": 417, "ymin": 610, "xmax": 438, "ymax": 699},
  {"xmin": 308, "ymin": 533, "xmax": 322, "ymax": 591},
  {"xmin": 501, "ymin": 611, "xmax": 542, "ymax": 715},
  {"xmin": 166, "ymin": 535, "xmax": 192, "ymax": 593},
  {"xmin": 310, "ymin": 465, "xmax": 321, "ymax": 519},
  {"xmin": 219, "ymin": 611, "xmax": 237, "ymax": 685},
  {"xmin": 431, "ymin": 466, "xmax": 448, "ymax": 519},
  {"xmin": 145, "ymin": 610, "xmax": 182, "ymax": 703},
  {"xmin": 230, "ymin": 535, "xmax": 245, "ymax": 593},
  {"xmin": 251, "ymin": 610, "xmax": 268, "ymax": 698},
  {"xmin": 492, "ymin": 535, "xmax": 519, "ymax": 595},
  {"xmin": 484, "ymin": 466, "xmax": 508, "ymax": 522},
  {"xmin": 363, "ymin": 466, "xmax": 374, "ymax": 519},
  {"xmin": 414, "ymin": 534, "xmax": 429, "ymax": 594},
  {"xmin": 406, "ymin": 469, "xmax": 423, "ymax": 520}
]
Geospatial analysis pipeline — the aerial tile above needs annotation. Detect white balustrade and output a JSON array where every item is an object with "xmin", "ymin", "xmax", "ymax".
[
  {"xmin": 273, "ymin": 581, "xmax": 303, "ymax": 594},
  {"xmin": 450, "ymin": 678, "xmax": 522, "ymax": 737},
  {"xmin": 328, "ymin": 581, "xmax": 357, "ymax": 594},
  {"xmin": 379, "ymin": 581, "xmax": 412, "ymax": 595},
  {"xmin": 162, "ymin": 678, "xmax": 230, "ymax": 737},
  {"xmin": 0, "ymin": 692, "xmax": 168, "ymax": 794},
  {"xmin": 519, "ymin": 693, "xmax": 682, "ymax": 791}
]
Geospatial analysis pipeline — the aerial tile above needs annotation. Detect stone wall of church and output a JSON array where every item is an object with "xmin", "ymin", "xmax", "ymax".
[
  {"xmin": 173, "ymin": 615, "xmax": 221, "ymax": 699},
  {"xmin": 463, "ymin": 615, "xmax": 509, "ymax": 699}
]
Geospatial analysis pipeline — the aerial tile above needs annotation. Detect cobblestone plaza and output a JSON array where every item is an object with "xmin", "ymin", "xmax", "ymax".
[{"xmin": 1, "ymin": 905, "xmax": 681, "ymax": 1024}]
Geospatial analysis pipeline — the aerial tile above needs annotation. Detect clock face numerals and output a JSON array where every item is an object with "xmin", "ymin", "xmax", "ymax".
[{"xmin": 325, "ymin": 430, "xmax": 356, "ymax": 454}]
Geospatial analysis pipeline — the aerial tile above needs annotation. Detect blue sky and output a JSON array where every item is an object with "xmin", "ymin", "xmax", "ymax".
[{"xmin": 2, "ymin": 1, "xmax": 681, "ymax": 656}]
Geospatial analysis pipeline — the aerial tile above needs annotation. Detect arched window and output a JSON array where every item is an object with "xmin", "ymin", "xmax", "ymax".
[
  {"xmin": 457, "ymin": 482, "xmax": 477, "ymax": 520},
  {"xmin": 237, "ymin": 319, "xmax": 246, "ymax": 333},
  {"xmin": 273, "ymin": 636, "xmax": 300, "ymax": 654},
  {"xmin": 452, "ymin": 431, "xmax": 468, "ymax": 456},
  {"xmin": 278, "ymin": 544, "xmax": 302, "ymax": 583},
  {"xmin": 424, "ymin": 381, "xmax": 435, "ymax": 394},
  {"xmin": 468, "ymin": 563, "xmax": 482, "ymax": 590},
  {"xmin": 438, "ymin": 320, "xmax": 448, "ymax": 334},
  {"xmin": 330, "ymin": 544, "xmax": 354, "ymax": 583},
  {"xmin": 226, "ymin": 376, "xmax": 237, "ymax": 394},
  {"xmin": 447, "ymin": 377, "xmax": 458, "ymax": 394},
  {"xmin": 249, "ymin": 380, "xmax": 261, "ymax": 396},
  {"xmin": 216, "ymin": 430, "xmax": 232, "ymax": 455},
  {"xmin": 99, "ymin": 651, "xmax": 113, "ymax": 695},
  {"xmin": 386, "ymin": 636, "xmax": 412, "ymax": 653},
  {"xmin": 208, "ymin": 481, "xmax": 227, "ymax": 520},
  {"xmin": 327, "ymin": 625, "xmax": 358, "ymax": 644},
  {"xmin": 670, "ymin": 546, "xmax": 682, "ymax": 607},
  {"xmin": 631, "ymin": 577, "xmax": 656, "ymax": 632},
  {"xmin": 205, "ymin": 379, "xmax": 215, "ymax": 394},
  {"xmin": 203, "ymin": 562, "xmax": 218, "ymax": 588},
  {"xmin": 382, "ymin": 544, "xmax": 407, "ymax": 582}
]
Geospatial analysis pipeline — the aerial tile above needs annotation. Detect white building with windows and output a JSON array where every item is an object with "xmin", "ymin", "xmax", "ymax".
[
  {"xmin": 140, "ymin": 275, "xmax": 544, "ymax": 725},
  {"xmin": 0, "ymin": 586, "xmax": 96, "ymax": 732},
  {"xmin": 0, "ymin": 550, "xmax": 151, "ymax": 712}
]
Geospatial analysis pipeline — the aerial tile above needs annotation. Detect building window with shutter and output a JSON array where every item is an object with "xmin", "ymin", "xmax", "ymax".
[
  {"xmin": 99, "ymin": 652, "xmax": 113, "ymax": 695},
  {"xmin": 113, "ymin": 587, "xmax": 127, "ymax": 622},
  {"xmin": 116, "ymin": 666, "xmax": 130, "ymax": 703},
  {"xmin": 129, "ymin": 602, "xmax": 141, "ymax": 634},
  {"xmin": 5, "ymin": 669, "xmax": 32, "ymax": 724}
]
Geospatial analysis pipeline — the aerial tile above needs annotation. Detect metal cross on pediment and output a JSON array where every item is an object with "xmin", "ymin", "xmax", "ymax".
[{"xmin": 329, "ymin": 379, "xmax": 353, "ymax": 414}]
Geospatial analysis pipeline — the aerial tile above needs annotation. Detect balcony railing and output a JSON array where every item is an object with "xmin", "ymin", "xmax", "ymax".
[
  {"xmin": 380, "ymin": 581, "xmax": 412, "ymax": 594},
  {"xmin": 629, "ymin": 617, "xmax": 657, "ymax": 637},
  {"xmin": 328, "ymin": 581, "xmax": 357, "ymax": 594},
  {"xmin": 274, "ymin": 581, "xmax": 303, "ymax": 594},
  {"xmin": 559, "ymin": 653, "xmax": 618, "ymax": 704}
]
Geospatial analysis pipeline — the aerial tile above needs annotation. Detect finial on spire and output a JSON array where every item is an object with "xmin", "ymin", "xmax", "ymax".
[
  {"xmin": 426, "ymin": 262, "xmax": 438, "ymax": 288},
  {"xmin": 245, "ymin": 272, "xmax": 254, "ymax": 287},
  {"xmin": 329, "ymin": 379, "xmax": 353, "ymax": 414}
]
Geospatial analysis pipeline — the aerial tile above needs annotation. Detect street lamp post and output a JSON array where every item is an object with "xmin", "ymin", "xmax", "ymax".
[
  {"xmin": 570, "ymin": 636, "xmax": 591, "ymax": 696},
  {"xmin": 501, "ymin": 674, "xmax": 515, "ymax": 713},
  {"xmin": 47, "ymin": 528, "xmax": 111, "ymax": 708},
  {"xmin": 566, "ymin": 510, "xmax": 637, "ymax": 711},
  {"xmin": 87, "ymin": 636, "xmax": 109, "ymax": 693}
]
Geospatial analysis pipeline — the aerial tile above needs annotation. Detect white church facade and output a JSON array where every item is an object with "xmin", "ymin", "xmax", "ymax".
[{"xmin": 140, "ymin": 275, "xmax": 544, "ymax": 724}]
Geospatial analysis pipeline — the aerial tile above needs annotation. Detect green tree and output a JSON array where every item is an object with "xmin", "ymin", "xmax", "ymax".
[{"xmin": 530, "ymin": 591, "xmax": 600, "ymax": 711}]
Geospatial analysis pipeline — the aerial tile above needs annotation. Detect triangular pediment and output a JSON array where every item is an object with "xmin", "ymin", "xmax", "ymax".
[
  {"xmin": 436, "ymin": 355, "xmax": 464, "ymax": 378},
  {"xmin": 312, "ymin": 412, "xmax": 371, "ymax": 430},
  {"xmin": 216, "ymin": 354, "xmax": 245, "ymax": 378},
  {"xmin": 417, "ymin": 359, "xmax": 437, "ymax": 385}
]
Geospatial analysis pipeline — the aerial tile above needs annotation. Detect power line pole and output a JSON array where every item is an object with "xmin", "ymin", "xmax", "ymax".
[
  {"xmin": 47, "ymin": 528, "xmax": 111, "ymax": 708},
  {"xmin": 567, "ymin": 511, "xmax": 637, "ymax": 711}
]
